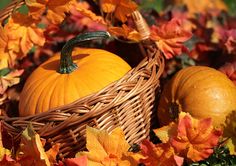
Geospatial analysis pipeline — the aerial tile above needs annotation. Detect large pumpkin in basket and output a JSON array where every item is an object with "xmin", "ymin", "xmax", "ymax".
[
  {"xmin": 19, "ymin": 32, "xmax": 131, "ymax": 116},
  {"xmin": 157, "ymin": 66, "xmax": 236, "ymax": 127}
]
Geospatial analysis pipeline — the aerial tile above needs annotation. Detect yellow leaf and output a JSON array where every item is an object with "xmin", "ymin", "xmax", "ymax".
[
  {"xmin": 153, "ymin": 122, "xmax": 177, "ymax": 143},
  {"xmin": 18, "ymin": 124, "xmax": 50, "ymax": 166},
  {"xmin": 76, "ymin": 126, "xmax": 131, "ymax": 166},
  {"xmin": 0, "ymin": 147, "xmax": 11, "ymax": 161},
  {"xmin": 225, "ymin": 138, "xmax": 236, "ymax": 155}
]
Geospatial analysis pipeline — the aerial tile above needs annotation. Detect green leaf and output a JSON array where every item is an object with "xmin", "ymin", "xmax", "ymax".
[{"xmin": 0, "ymin": 68, "xmax": 11, "ymax": 77}]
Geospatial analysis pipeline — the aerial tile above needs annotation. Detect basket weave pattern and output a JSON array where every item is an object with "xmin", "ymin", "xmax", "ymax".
[{"xmin": 1, "ymin": 1, "xmax": 164, "ymax": 158}]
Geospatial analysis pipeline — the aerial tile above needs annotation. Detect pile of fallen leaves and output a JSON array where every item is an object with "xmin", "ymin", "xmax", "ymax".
[
  {"xmin": 0, "ymin": 112, "xmax": 229, "ymax": 166},
  {"xmin": 0, "ymin": 0, "xmax": 236, "ymax": 165}
]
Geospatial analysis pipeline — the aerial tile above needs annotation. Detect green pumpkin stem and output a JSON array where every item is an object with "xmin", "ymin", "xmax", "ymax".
[{"xmin": 59, "ymin": 31, "xmax": 111, "ymax": 74}]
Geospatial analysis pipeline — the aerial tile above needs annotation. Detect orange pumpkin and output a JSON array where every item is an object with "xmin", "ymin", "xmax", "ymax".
[
  {"xmin": 157, "ymin": 66, "xmax": 236, "ymax": 127},
  {"xmin": 19, "ymin": 32, "xmax": 131, "ymax": 116}
]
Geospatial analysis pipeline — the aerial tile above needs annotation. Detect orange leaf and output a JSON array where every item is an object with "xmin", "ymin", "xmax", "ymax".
[
  {"xmin": 108, "ymin": 24, "xmax": 141, "ymax": 41},
  {"xmin": 17, "ymin": 124, "xmax": 50, "ymax": 166},
  {"xmin": 45, "ymin": 143, "xmax": 60, "ymax": 164},
  {"xmin": 26, "ymin": 0, "xmax": 74, "ymax": 24},
  {"xmin": 170, "ymin": 112, "xmax": 223, "ymax": 162},
  {"xmin": 4, "ymin": 13, "xmax": 45, "ymax": 57},
  {"xmin": 139, "ymin": 140, "xmax": 184, "ymax": 166},
  {"xmin": 75, "ymin": 2, "xmax": 106, "ymax": 25},
  {"xmin": 150, "ymin": 18, "xmax": 192, "ymax": 59},
  {"xmin": 0, "ymin": 69, "xmax": 24, "ymax": 95},
  {"xmin": 101, "ymin": 0, "xmax": 137, "ymax": 22},
  {"xmin": 0, "ymin": 26, "xmax": 19, "ymax": 68},
  {"xmin": 76, "ymin": 126, "xmax": 132, "ymax": 165}
]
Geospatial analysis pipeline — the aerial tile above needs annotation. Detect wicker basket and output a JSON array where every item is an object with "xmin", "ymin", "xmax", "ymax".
[{"xmin": 0, "ymin": 0, "xmax": 165, "ymax": 158}]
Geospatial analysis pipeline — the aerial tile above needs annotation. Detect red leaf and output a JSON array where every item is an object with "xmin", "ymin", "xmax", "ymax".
[
  {"xmin": 64, "ymin": 156, "xmax": 88, "ymax": 166},
  {"xmin": 170, "ymin": 112, "xmax": 223, "ymax": 162},
  {"xmin": 218, "ymin": 61, "xmax": 236, "ymax": 85},
  {"xmin": 150, "ymin": 18, "xmax": 192, "ymax": 59}
]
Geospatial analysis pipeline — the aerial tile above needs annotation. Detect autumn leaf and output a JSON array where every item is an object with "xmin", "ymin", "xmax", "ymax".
[
  {"xmin": 45, "ymin": 143, "xmax": 60, "ymax": 164},
  {"xmin": 4, "ymin": 13, "xmax": 45, "ymax": 58},
  {"xmin": 218, "ymin": 61, "xmax": 236, "ymax": 85},
  {"xmin": 222, "ymin": 111, "xmax": 236, "ymax": 155},
  {"xmin": 64, "ymin": 156, "xmax": 88, "ymax": 166},
  {"xmin": 219, "ymin": 29, "xmax": 236, "ymax": 54},
  {"xmin": 0, "ymin": 148, "xmax": 11, "ymax": 161},
  {"xmin": 108, "ymin": 24, "xmax": 141, "ymax": 41},
  {"xmin": 173, "ymin": 0, "xmax": 228, "ymax": 16},
  {"xmin": 150, "ymin": 18, "xmax": 192, "ymax": 59},
  {"xmin": 101, "ymin": 0, "xmax": 138, "ymax": 22},
  {"xmin": 76, "ymin": 126, "xmax": 132, "ymax": 166},
  {"xmin": 0, "ymin": 26, "xmax": 19, "ymax": 68},
  {"xmin": 153, "ymin": 122, "xmax": 177, "ymax": 143},
  {"xmin": 170, "ymin": 112, "xmax": 223, "ymax": 162},
  {"xmin": 0, "ymin": 69, "xmax": 24, "ymax": 95},
  {"xmin": 75, "ymin": 2, "xmax": 106, "ymax": 25},
  {"xmin": 139, "ymin": 140, "xmax": 184, "ymax": 166},
  {"xmin": 25, "ymin": 0, "xmax": 74, "ymax": 24},
  {"xmin": 17, "ymin": 124, "xmax": 50, "ymax": 166}
]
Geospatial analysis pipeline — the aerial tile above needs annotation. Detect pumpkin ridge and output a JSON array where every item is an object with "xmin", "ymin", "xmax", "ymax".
[
  {"xmin": 175, "ymin": 67, "xmax": 208, "ymax": 98},
  {"xmin": 21, "ymin": 71, "xmax": 55, "ymax": 94},
  {"xmin": 177, "ymin": 73, "xmax": 219, "ymax": 100},
  {"xmin": 19, "ymin": 74, "xmax": 59, "ymax": 116},
  {"xmin": 37, "ymin": 74, "xmax": 61, "ymax": 114},
  {"xmin": 49, "ymin": 76, "xmax": 66, "ymax": 109}
]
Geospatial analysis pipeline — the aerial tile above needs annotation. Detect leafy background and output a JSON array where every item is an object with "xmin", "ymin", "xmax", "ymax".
[{"xmin": 1, "ymin": 0, "xmax": 235, "ymax": 15}]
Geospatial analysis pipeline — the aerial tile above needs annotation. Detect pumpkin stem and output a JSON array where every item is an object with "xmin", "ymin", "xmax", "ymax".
[{"xmin": 59, "ymin": 31, "xmax": 111, "ymax": 74}]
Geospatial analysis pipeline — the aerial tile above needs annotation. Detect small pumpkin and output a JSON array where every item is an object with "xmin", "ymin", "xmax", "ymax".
[
  {"xmin": 19, "ymin": 31, "xmax": 131, "ymax": 116},
  {"xmin": 157, "ymin": 66, "xmax": 236, "ymax": 127}
]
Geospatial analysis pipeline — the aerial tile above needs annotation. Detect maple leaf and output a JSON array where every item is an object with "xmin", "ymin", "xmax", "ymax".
[
  {"xmin": 108, "ymin": 24, "xmax": 141, "ymax": 41},
  {"xmin": 17, "ymin": 124, "xmax": 50, "ymax": 166},
  {"xmin": 0, "ymin": 26, "xmax": 19, "ymax": 68},
  {"xmin": 75, "ymin": 2, "xmax": 106, "ymax": 25},
  {"xmin": 64, "ymin": 156, "xmax": 88, "ymax": 166},
  {"xmin": 76, "ymin": 126, "xmax": 132, "ymax": 165},
  {"xmin": 170, "ymin": 112, "xmax": 223, "ymax": 162},
  {"xmin": 221, "ymin": 29, "xmax": 236, "ymax": 54},
  {"xmin": 150, "ymin": 18, "xmax": 192, "ymax": 59},
  {"xmin": 218, "ymin": 61, "xmax": 236, "ymax": 85},
  {"xmin": 139, "ymin": 140, "xmax": 184, "ymax": 166},
  {"xmin": 68, "ymin": 1, "xmax": 107, "ymax": 32},
  {"xmin": 4, "ymin": 13, "xmax": 45, "ymax": 58},
  {"xmin": 0, "ymin": 69, "xmax": 24, "ymax": 95},
  {"xmin": 25, "ymin": 0, "xmax": 74, "ymax": 24},
  {"xmin": 101, "ymin": 0, "xmax": 138, "ymax": 22}
]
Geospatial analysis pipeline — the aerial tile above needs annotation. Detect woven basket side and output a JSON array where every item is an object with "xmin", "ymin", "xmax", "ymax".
[
  {"xmin": 0, "ymin": 1, "xmax": 165, "ymax": 158},
  {"xmin": 0, "ymin": 0, "xmax": 24, "ymax": 22}
]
